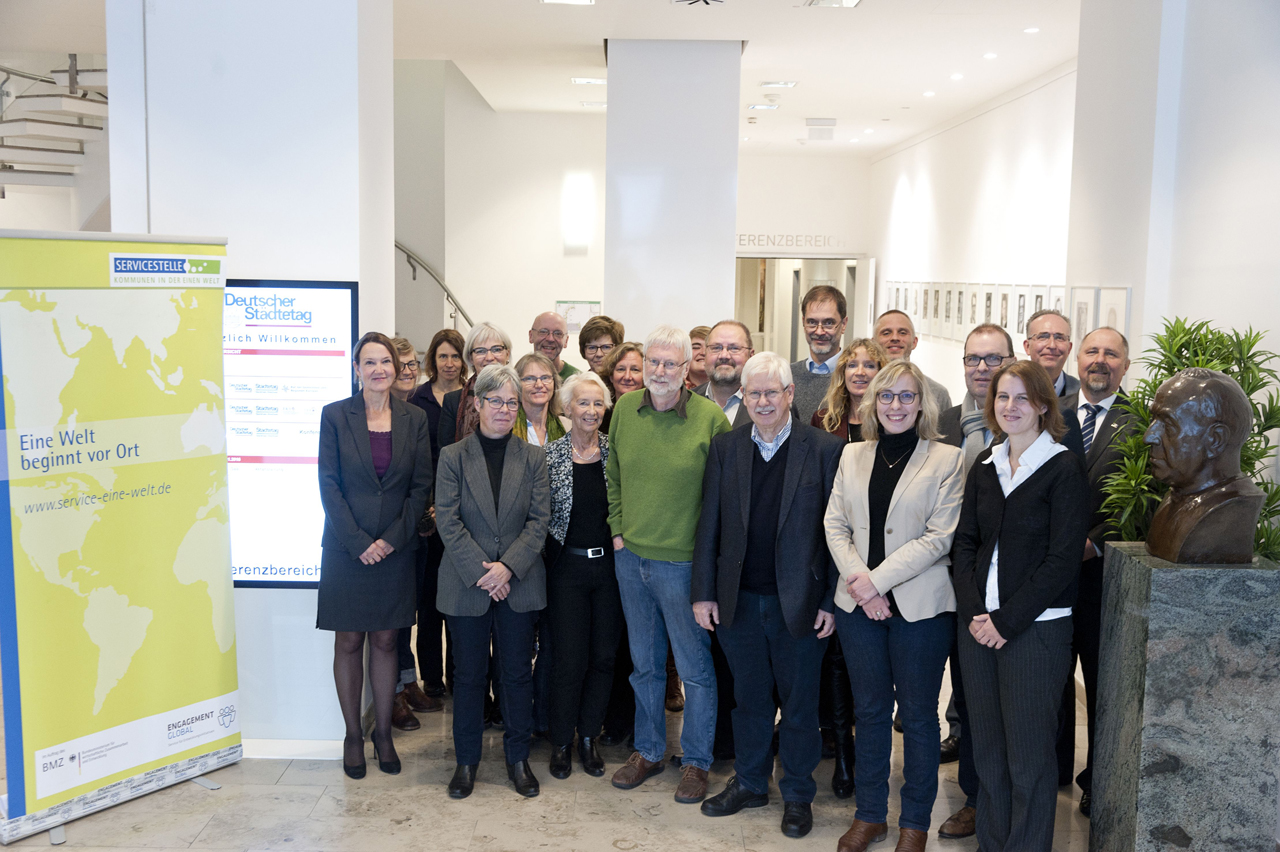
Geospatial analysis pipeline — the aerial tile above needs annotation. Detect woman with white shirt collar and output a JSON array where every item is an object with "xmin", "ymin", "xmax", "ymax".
[
  {"xmin": 824, "ymin": 360, "xmax": 965, "ymax": 852},
  {"xmin": 951, "ymin": 359, "xmax": 1089, "ymax": 852}
]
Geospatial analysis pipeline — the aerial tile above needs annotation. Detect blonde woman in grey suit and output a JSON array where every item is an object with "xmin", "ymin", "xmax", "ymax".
[
  {"xmin": 435, "ymin": 364, "xmax": 550, "ymax": 801},
  {"xmin": 824, "ymin": 360, "xmax": 965, "ymax": 852}
]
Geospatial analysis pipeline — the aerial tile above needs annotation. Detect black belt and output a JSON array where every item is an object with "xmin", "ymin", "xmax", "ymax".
[{"xmin": 564, "ymin": 546, "xmax": 607, "ymax": 559}]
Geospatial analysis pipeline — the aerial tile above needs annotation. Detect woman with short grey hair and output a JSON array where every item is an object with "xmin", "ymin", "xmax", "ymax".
[{"xmin": 435, "ymin": 363, "xmax": 550, "ymax": 800}]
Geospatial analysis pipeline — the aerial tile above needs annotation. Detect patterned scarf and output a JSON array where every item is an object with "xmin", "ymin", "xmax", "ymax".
[{"xmin": 959, "ymin": 392, "xmax": 989, "ymax": 474}]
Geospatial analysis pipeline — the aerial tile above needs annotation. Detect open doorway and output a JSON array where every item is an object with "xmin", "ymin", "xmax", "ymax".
[{"xmin": 733, "ymin": 257, "xmax": 865, "ymax": 362}]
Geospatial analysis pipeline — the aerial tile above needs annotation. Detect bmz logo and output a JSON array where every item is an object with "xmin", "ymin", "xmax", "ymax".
[{"xmin": 217, "ymin": 705, "xmax": 237, "ymax": 729}]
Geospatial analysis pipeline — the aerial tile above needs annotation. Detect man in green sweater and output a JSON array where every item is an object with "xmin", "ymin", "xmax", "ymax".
[{"xmin": 607, "ymin": 324, "xmax": 731, "ymax": 805}]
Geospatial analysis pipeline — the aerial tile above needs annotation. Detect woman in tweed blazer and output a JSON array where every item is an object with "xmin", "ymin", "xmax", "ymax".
[
  {"xmin": 435, "ymin": 364, "xmax": 550, "ymax": 801},
  {"xmin": 542, "ymin": 371, "xmax": 620, "ymax": 781}
]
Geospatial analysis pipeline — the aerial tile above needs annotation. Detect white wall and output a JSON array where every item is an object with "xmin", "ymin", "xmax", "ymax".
[
  {"xmin": 736, "ymin": 152, "xmax": 870, "ymax": 261},
  {"xmin": 868, "ymin": 66, "xmax": 1078, "ymax": 403}
]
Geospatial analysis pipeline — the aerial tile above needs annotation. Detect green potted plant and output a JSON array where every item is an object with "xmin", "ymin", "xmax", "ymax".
[{"xmin": 1100, "ymin": 318, "xmax": 1280, "ymax": 559}]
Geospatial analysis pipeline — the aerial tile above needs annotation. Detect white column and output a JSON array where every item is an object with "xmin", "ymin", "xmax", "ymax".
[
  {"xmin": 604, "ymin": 39, "xmax": 741, "ymax": 338},
  {"xmin": 105, "ymin": 0, "xmax": 396, "ymax": 749}
]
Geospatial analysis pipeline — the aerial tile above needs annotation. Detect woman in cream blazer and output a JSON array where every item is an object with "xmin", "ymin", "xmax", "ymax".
[{"xmin": 824, "ymin": 360, "xmax": 964, "ymax": 852}]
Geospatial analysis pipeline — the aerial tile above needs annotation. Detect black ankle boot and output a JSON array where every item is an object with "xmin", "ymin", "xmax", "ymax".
[
  {"xmin": 448, "ymin": 764, "xmax": 477, "ymax": 799},
  {"xmin": 832, "ymin": 728, "xmax": 855, "ymax": 799},
  {"xmin": 549, "ymin": 745, "xmax": 572, "ymax": 779},
  {"xmin": 507, "ymin": 759, "xmax": 540, "ymax": 798},
  {"xmin": 578, "ymin": 736, "xmax": 605, "ymax": 776}
]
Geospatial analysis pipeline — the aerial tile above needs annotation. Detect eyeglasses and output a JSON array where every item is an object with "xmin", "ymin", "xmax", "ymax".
[
  {"xmin": 1029, "ymin": 332, "xmax": 1070, "ymax": 344},
  {"xmin": 399, "ymin": 361, "xmax": 420, "ymax": 373},
  {"xmin": 746, "ymin": 389, "xmax": 785, "ymax": 403},
  {"xmin": 585, "ymin": 343, "xmax": 614, "ymax": 355},
  {"xmin": 963, "ymin": 354, "xmax": 1011, "ymax": 368},
  {"xmin": 520, "ymin": 375, "xmax": 555, "ymax": 387},
  {"xmin": 471, "ymin": 345, "xmax": 508, "ymax": 358},
  {"xmin": 706, "ymin": 344, "xmax": 748, "ymax": 355},
  {"xmin": 646, "ymin": 357, "xmax": 687, "ymax": 373},
  {"xmin": 877, "ymin": 390, "xmax": 919, "ymax": 406},
  {"xmin": 532, "ymin": 327, "xmax": 566, "ymax": 341},
  {"xmin": 483, "ymin": 396, "xmax": 520, "ymax": 411},
  {"xmin": 803, "ymin": 318, "xmax": 841, "ymax": 331}
]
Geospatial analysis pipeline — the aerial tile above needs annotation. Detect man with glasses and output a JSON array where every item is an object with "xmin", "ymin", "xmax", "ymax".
[
  {"xmin": 692, "ymin": 320, "xmax": 755, "ymax": 428},
  {"xmin": 872, "ymin": 310, "xmax": 953, "ymax": 411},
  {"xmin": 790, "ymin": 285, "xmax": 848, "ymax": 422},
  {"xmin": 529, "ymin": 311, "xmax": 579, "ymax": 381},
  {"xmin": 607, "ymin": 325, "xmax": 731, "ymax": 805},
  {"xmin": 1023, "ymin": 309, "xmax": 1079, "ymax": 403}
]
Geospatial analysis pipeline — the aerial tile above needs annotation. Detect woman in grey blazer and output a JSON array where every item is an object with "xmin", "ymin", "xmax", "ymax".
[
  {"xmin": 436, "ymin": 364, "xmax": 550, "ymax": 800},
  {"xmin": 317, "ymin": 332, "xmax": 434, "ymax": 780},
  {"xmin": 824, "ymin": 360, "xmax": 965, "ymax": 852}
]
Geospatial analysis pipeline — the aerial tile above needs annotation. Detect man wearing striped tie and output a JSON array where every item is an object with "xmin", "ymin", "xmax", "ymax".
[{"xmin": 1069, "ymin": 326, "xmax": 1133, "ymax": 819}]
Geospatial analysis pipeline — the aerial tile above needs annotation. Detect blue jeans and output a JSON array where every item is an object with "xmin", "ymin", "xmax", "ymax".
[
  {"xmin": 717, "ymin": 591, "xmax": 827, "ymax": 802},
  {"xmin": 836, "ymin": 606, "xmax": 954, "ymax": 831},
  {"xmin": 614, "ymin": 546, "xmax": 716, "ymax": 770}
]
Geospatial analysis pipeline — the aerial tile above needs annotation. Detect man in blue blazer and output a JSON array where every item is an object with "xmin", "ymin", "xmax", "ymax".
[{"xmin": 691, "ymin": 352, "xmax": 845, "ymax": 840}]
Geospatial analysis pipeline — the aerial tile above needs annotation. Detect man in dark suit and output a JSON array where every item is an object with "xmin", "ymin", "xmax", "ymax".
[
  {"xmin": 1068, "ymin": 326, "xmax": 1133, "ymax": 817},
  {"xmin": 692, "ymin": 352, "xmax": 844, "ymax": 840},
  {"xmin": 1024, "ymin": 309, "xmax": 1081, "ymax": 402},
  {"xmin": 693, "ymin": 319, "xmax": 755, "ymax": 428}
]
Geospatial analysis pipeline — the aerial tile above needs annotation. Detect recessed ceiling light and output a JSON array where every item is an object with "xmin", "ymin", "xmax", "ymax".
[
  {"xmin": 741, "ymin": 137, "xmax": 749, "ymax": 141},
  {"xmin": 983, "ymin": 52, "xmax": 997, "ymax": 59},
  {"xmin": 580, "ymin": 101, "xmax": 606, "ymax": 107},
  {"xmin": 950, "ymin": 72, "xmax": 964, "ymax": 81},
  {"xmin": 863, "ymin": 128, "xmax": 874, "ymax": 134},
  {"xmin": 761, "ymin": 81, "xmax": 797, "ymax": 88},
  {"xmin": 541, "ymin": 0, "xmax": 594, "ymax": 4},
  {"xmin": 923, "ymin": 91, "xmax": 936, "ymax": 97},
  {"xmin": 849, "ymin": 138, "xmax": 860, "ymax": 143},
  {"xmin": 1023, "ymin": 27, "xmax": 1040, "ymax": 33},
  {"xmin": 748, "ymin": 104, "xmax": 779, "ymax": 110},
  {"xmin": 571, "ymin": 77, "xmax": 606, "ymax": 85}
]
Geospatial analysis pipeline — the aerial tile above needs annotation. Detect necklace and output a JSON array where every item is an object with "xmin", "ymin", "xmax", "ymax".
[
  {"xmin": 879, "ymin": 443, "xmax": 913, "ymax": 469},
  {"xmin": 571, "ymin": 436, "xmax": 600, "ymax": 461}
]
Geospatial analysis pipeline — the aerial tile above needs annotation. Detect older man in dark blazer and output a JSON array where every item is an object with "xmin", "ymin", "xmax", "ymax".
[{"xmin": 692, "ymin": 352, "xmax": 844, "ymax": 840}]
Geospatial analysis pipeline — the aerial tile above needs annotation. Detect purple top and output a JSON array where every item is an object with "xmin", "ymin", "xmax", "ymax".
[{"xmin": 369, "ymin": 430, "xmax": 392, "ymax": 479}]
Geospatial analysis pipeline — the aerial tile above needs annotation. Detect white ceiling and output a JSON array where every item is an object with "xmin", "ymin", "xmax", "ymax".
[{"xmin": 395, "ymin": 0, "xmax": 1082, "ymax": 153}]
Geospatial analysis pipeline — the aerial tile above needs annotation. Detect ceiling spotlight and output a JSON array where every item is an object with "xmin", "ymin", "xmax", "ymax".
[
  {"xmin": 748, "ymin": 104, "xmax": 779, "ymax": 110},
  {"xmin": 863, "ymin": 128, "xmax": 874, "ymax": 134},
  {"xmin": 742, "ymin": 137, "xmax": 749, "ymax": 141},
  {"xmin": 571, "ymin": 77, "xmax": 606, "ymax": 85},
  {"xmin": 761, "ymin": 81, "xmax": 797, "ymax": 88},
  {"xmin": 672, "ymin": 0, "xmax": 724, "ymax": 4},
  {"xmin": 950, "ymin": 72, "xmax": 964, "ymax": 81},
  {"xmin": 983, "ymin": 52, "xmax": 997, "ymax": 59},
  {"xmin": 580, "ymin": 101, "xmax": 606, "ymax": 107},
  {"xmin": 1023, "ymin": 27, "xmax": 1040, "ymax": 33},
  {"xmin": 849, "ymin": 138, "xmax": 860, "ymax": 143},
  {"xmin": 923, "ymin": 91, "xmax": 935, "ymax": 97}
]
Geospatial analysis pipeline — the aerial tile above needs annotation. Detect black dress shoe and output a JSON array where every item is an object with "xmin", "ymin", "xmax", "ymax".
[
  {"xmin": 578, "ymin": 737, "xmax": 605, "ymax": 777},
  {"xmin": 598, "ymin": 729, "xmax": 625, "ymax": 747},
  {"xmin": 893, "ymin": 711, "xmax": 904, "ymax": 733},
  {"xmin": 372, "ymin": 738, "xmax": 400, "ymax": 775},
  {"xmin": 700, "ymin": 776, "xmax": 769, "ymax": 817},
  {"xmin": 940, "ymin": 734, "xmax": 960, "ymax": 764},
  {"xmin": 342, "ymin": 735, "xmax": 366, "ymax": 779},
  {"xmin": 507, "ymin": 759, "xmax": 540, "ymax": 798},
  {"xmin": 549, "ymin": 745, "xmax": 572, "ymax": 779},
  {"xmin": 1079, "ymin": 790, "xmax": 1092, "ymax": 817},
  {"xmin": 780, "ymin": 802, "xmax": 813, "ymax": 838},
  {"xmin": 448, "ymin": 764, "xmax": 477, "ymax": 799}
]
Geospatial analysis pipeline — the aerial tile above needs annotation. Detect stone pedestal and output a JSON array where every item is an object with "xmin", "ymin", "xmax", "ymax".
[{"xmin": 1092, "ymin": 542, "xmax": 1280, "ymax": 851}]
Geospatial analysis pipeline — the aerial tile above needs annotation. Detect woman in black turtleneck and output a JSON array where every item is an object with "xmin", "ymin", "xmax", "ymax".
[{"xmin": 823, "ymin": 361, "xmax": 965, "ymax": 852}]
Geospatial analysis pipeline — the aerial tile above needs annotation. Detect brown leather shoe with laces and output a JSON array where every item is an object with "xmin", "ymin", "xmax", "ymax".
[
  {"xmin": 402, "ymin": 681, "xmax": 443, "ymax": 713},
  {"xmin": 894, "ymin": 827, "xmax": 927, "ymax": 852},
  {"xmin": 938, "ymin": 805, "xmax": 975, "ymax": 839},
  {"xmin": 674, "ymin": 764, "xmax": 708, "ymax": 803},
  {"xmin": 391, "ymin": 691, "xmax": 420, "ymax": 731},
  {"xmin": 837, "ymin": 818, "xmax": 889, "ymax": 852},
  {"xmin": 611, "ymin": 752, "xmax": 665, "ymax": 790}
]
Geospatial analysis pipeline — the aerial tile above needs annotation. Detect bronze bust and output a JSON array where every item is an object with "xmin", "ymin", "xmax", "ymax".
[{"xmin": 1144, "ymin": 368, "xmax": 1264, "ymax": 563}]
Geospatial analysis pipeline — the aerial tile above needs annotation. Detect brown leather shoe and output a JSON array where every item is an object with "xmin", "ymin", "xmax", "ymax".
[
  {"xmin": 938, "ymin": 805, "xmax": 975, "ymax": 839},
  {"xmin": 894, "ymin": 828, "xmax": 927, "ymax": 851},
  {"xmin": 665, "ymin": 659, "xmax": 685, "ymax": 713},
  {"xmin": 391, "ymin": 692, "xmax": 420, "ymax": 731},
  {"xmin": 836, "ymin": 818, "xmax": 888, "ymax": 852},
  {"xmin": 402, "ymin": 681, "xmax": 443, "ymax": 713},
  {"xmin": 674, "ymin": 764, "xmax": 708, "ymax": 803},
  {"xmin": 611, "ymin": 751, "xmax": 665, "ymax": 790}
]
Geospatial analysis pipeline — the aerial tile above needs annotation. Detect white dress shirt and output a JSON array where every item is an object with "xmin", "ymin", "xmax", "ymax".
[
  {"xmin": 983, "ymin": 430, "xmax": 1072, "ymax": 622},
  {"xmin": 806, "ymin": 351, "xmax": 841, "ymax": 375},
  {"xmin": 1077, "ymin": 391, "xmax": 1118, "ymax": 427},
  {"xmin": 719, "ymin": 388, "xmax": 744, "ymax": 423}
]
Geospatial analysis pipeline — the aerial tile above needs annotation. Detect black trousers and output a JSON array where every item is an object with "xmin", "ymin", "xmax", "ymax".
[
  {"xmin": 1071, "ymin": 555, "xmax": 1103, "ymax": 792},
  {"xmin": 710, "ymin": 629, "xmax": 736, "ymax": 754},
  {"xmin": 547, "ymin": 550, "xmax": 623, "ymax": 746},
  {"xmin": 603, "ymin": 619, "xmax": 635, "ymax": 738},
  {"xmin": 948, "ymin": 635, "xmax": 979, "ymax": 808},
  {"xmin": 960, "ymin": 617, "xmax": 1074, "ymax": 852},
  {"xmin": 395, "ymin": 533, "xmax": 448, "ymax": 689},
  {"xmin": 447, "ymin": 602, "xmax": 537, "ymax": 765}
]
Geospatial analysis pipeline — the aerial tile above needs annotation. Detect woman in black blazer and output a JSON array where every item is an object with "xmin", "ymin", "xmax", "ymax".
[
  {"xmin": 952, "ymin": 359, "xmax": 1089, "ymax": 852},
  {"xmin": 317, "ymin": 332, "xmax": 433, "ymax": 780}
]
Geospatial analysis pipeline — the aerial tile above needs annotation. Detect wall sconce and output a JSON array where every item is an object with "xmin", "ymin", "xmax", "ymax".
[{"xmin": 561, "ymin": 172, "xmax": 595, "ymax": 255}]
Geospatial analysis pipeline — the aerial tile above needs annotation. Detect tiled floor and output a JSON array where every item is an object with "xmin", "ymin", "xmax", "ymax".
[{"xmin": 6, "ymin": 670, "xmax": 1092, "ymax": 850}]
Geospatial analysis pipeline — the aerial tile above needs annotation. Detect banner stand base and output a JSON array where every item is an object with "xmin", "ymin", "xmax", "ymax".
[{"xmin": 0, "ymin": 744, "xmax": 241, "ymax": 845}]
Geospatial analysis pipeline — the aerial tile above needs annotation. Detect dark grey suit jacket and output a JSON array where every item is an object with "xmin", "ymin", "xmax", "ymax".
[
  {"xmin": 435, "ymin": 432, "xmax": 550, "ymax": 616},
  {"xmin": 1081, "ymin": 392, "xmax": 1135, "ymax": 548},
  {"xmin": 318, "ymin": 393, "xmax": 433, "ymax": 557},
  {"xmin": 691, "ymin": 421, "xmax": 844, "ymax": 639},
  {"xmin": 692, "ymin": 381, "xmax": 800, "ymax": 429}
]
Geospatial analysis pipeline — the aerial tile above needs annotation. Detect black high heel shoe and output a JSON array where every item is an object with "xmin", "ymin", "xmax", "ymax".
[
  {"xmin": 372, "ymin": 737, "xmax": 401, "ymax": 775},
  {"xmin": 343, "ymin": 735, "xmax": 366, "ymax": 780}
]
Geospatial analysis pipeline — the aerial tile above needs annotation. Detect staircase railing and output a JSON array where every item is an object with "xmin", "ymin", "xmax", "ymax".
[{"xmin": 394, "ymin": 240, "xmax": 473, "ymax": 330}]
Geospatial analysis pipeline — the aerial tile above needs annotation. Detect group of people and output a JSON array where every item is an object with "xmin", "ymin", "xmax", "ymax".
[{"xmin": 315, "ymin": 286, "xmax": 1136, "ymax": 852}]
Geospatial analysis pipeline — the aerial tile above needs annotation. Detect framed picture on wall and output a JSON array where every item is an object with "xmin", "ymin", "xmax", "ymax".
[
  {"xmin": 1097, "ymin": 287, "xmax": 1131, "ymax": 338},
  {"xmin": 965, "ymin": 284, "xmax": 979, "ymax": 336},
  {"xmin": 1034, "ymin": 290, "xmax": 1045, "ymax": 315},
  {"xmin": 1014, "ymin": 286, "xmax": 1030, "ymax": 336},
  {"xmin": 980, "ymin": 284, "xmax": 995, "ymax": 326},
  {"xmin": 1048, "ymin": 285, "xmax": 1066, "ymax": 315},
  {"xmin": 997, "ymin": 285, "xmax": 1014, "ymax": 332},
  {"xmin": 944, "ymin": 286, "xmax": 954, "ymax": 339},
  {"xmin": 951, "ymin": 284, "xmax": 963, "ymax": 338},
  {"xmin": 931, "ymin": 285, "xmax": 943, "ymax": 336},
  {"xmin": 1071, "ymin": 287, "xmax": 1098, "ymax": 352},
  {"xmin": 911, "ymin": 285, "xmax": 919, "ymax": 320}
]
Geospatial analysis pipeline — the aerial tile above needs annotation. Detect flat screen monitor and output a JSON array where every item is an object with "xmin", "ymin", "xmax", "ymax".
[{"xmin": 223, "ymin": 279, "xmax": 357, "ymax": 588}]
